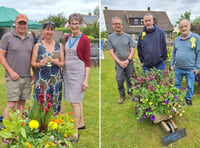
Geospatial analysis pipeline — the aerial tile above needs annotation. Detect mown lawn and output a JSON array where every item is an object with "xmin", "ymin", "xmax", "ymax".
[
  {"xmin": 101, "ymin": 50, "xmax": 200, "ymax": 148},
  {"xmin": 0, "ymin": 64, "xmax": 99, "ymax": 148}
]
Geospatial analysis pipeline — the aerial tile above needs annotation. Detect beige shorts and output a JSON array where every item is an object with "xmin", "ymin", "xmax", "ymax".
[{"xmin": 6, "ymin": 77, "xmax": 32, "ymax": 102}]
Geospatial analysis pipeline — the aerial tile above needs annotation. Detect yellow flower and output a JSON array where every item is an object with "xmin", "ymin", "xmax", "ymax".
[
  {"xmin": 161, "ymin": 108, "xmax": 164, "ymax": 110},
  {"xmin": 48, "ymin": 121, "xmax": 58, "ymax": 130},
  {"xmin": 145, "ymin": 98, "xmax": 149, "ymax": 102},
  {"xmin": 49, "ymin": 142, "xmax": 56, "ymax": 146},
  {"xmin": 182, "ymin": 110, "xmax": 185, "ymax": 113},
  {"xmin": 26, "ymin": 142, "xmax": 32, "ymax": 148},
  {"xmin": 149, "ymin": 102, "xmax": 152, "ymax": 106},
  {"xmin": 70, "ymin": 119, "xmax": 75, "ymax": 123},
  {"xmin": 29, "ymin": 120, "xmax": 39, "ymax": 131},
  {"xmin": 142, "ymin": 31, "xmax": 146, "ymax": 40},
  {"xmin": 167, "ymin": 110, "xmax": 170, "ymax": 114},
  {"xmin": 162, "ymin": 103, "xmax": 165, "ymax": 105},
  {"xmin": 167, "ymin": 105, "xmax": 170, "ymax": 108},
  {"xmin": 179, "ymin": 113, "xmax": 182, "ymax": 117},
  {"xmin": 45, "ymin": 144, "xmax": 49, "ymax": 148}
]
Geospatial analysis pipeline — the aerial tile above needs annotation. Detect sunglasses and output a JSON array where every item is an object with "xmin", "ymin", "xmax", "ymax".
[{"xmin": 43, "ymin": 21, "xmax": 55, "ymax": 29}]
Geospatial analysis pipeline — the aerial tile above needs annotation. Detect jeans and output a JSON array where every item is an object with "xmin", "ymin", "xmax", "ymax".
[
  {"xmin": 175, "ymin": 67, "xmax": 195, "ymax": 100},
  {"xmin": 115, "ymin": 60, "xmax": 133, "ymax": 97},
  {"xmin": 143, "ymin": 61, "xmax": 165, "ymax": 77}
]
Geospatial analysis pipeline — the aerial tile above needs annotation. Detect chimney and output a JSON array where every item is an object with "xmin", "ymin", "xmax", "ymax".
[
  {"xmin": 104, "ymin": 6, "xmax": 108, "ymax": 10},
  {"xmin": 88, "ymin": 12, "xmax": 92, "ymax": 16},
  {"xmin": 147, "ymin": 7, "xmax": 151, "ymax": 11}
]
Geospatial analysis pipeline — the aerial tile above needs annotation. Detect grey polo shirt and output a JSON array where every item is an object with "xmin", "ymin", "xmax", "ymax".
[
  {"xmin": 0, "ymin": 30, "xmax": 34, "ymax": 77},
  {"xmin": 108, "ymin": 32, "xmax": 135, "ymax": 60}
]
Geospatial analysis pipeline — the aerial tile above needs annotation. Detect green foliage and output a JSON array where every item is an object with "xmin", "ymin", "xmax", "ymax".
[
  {"xmin": 55, "ymin": 27, "xmax": 71, "ymax": 33},
  {"xmin": 39, "ymin": 12, "xmax": 67, "ymax": 28},
  {"xmin": 93, "ymin": 5, "xmax": 99, "ymax": 16},
  {"xmin": 176, "ymin": 11, "xmax": 191, "ymax": 25},
  {"xmin": 81, "ymin": 21, "xmax": 99, "ymax": 38}
]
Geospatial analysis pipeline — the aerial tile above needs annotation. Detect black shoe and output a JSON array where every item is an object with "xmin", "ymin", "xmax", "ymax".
[
  {"xmin": 186, "ymin": 99, "xmax": 192, "ymax": 105},
  {"xmin": 78, "ymin": 125, "xmax": 86, "ymax": 130}
]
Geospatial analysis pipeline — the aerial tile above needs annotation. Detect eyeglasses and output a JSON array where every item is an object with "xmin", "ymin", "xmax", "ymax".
[
  {"xmin": 70, "ymin": 23, "xmax": 80, "ymax": 26},
  {"xmin": 113, "ymin": 23, "xmax": 122, "ymax": 26}
]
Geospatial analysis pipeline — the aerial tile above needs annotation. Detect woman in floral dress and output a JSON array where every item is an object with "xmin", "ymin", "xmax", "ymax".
[{"xmin": 31, "ymin": 21, "xmax": 65, "ymax": 112}]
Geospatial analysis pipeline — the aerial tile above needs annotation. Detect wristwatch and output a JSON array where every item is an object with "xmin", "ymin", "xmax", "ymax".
[{"xmin": 128, "ymin": 58, "xmax": 132, "ymax": 62}]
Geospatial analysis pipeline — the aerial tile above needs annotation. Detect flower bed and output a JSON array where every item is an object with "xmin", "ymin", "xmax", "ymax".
[
  {"xmin": 0, "ymin": 86, "xmax": 75, "ymax": 148},
  {"xmin": 131, "ymin": 68, "xmax": 186, "ymax": 122}
]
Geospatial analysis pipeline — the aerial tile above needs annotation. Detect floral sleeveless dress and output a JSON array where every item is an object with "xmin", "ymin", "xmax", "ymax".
[{"xmin": 33, "ymin": 42, "xmax": 63, "ymax": 112}]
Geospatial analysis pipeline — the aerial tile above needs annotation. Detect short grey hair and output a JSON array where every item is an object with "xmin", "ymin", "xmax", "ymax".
[
  {"xmin": 144, "ymin": 13, "xmax": 153, "ymax": 20},
  {"xmin": 112, "ymin": 16, "xmax": 123, "ymax": 24},
  {"xmin": 179, "ymin": 19, "xmax": 190, "ymax": 26},
  {"xmin": 68, "ymin": 13, "xmax": 83, "ymax": 24}
]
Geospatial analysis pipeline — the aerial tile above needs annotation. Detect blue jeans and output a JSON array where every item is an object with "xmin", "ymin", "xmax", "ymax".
[
  {"xmin": 143, "ymin": 61, "xmax": 165, "ymax": 76},
  {"xmin": 175, "ymin": 67, "xmax": 195, "ymax": 100}
]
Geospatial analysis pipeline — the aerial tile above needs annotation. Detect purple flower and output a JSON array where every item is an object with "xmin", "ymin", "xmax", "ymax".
[
  {"xmin": 174, "ymin": 95, "xmax": 177, "ymax": 99},
  {"xmin": 145, "ymin": 108, "xmax": 151, "ymax": 112},
  {"xmin": 150, "ymin": 115, "xmax": 155, "ymax": 121},
  {"xmin": 135, "ymin": 111, "xmax": 138, "ymax": 115},
  {"xmin": 143, "ymin": 113, "xmax": 147, "ymax": 118},
  {"xmin": 135, "ymin": 86, "xmax": 139, "ymax": 90},
  {"xmin": 165, "ymin": 100, "xmax": 169, "ymax": 105},
  {"xmin": 137, "ymin": 105, "xmax": 141, "ymax": 111},
  {"xmin": 138, "ymin": 118, "xmax": 142, "ymax": 122},
  {"xmin": 133, "ymin": 83, "xmax": 138, "ymax": 86},
  {"xmin": 182, "ymin": 87, "xmax": 186, "ymax": 90},
  {"xmin": 132, "ymin": 98, "xmax": 135, "ymax": 102},
  {"xmin": 171, "ymin": 109, "xmax": 175, "ymax": 112}
]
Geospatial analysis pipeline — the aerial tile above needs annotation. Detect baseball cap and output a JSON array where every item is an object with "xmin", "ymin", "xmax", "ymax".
[{"xmin": 15, "ymin": 14, "xmax": 28, "ymax": 24}]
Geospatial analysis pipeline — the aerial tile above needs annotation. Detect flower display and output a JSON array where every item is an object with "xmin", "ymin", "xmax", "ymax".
[
  {"xmin": 131, "ymin": 68, "xmax": 187, "ymax": 122},
  {"xmin": 0, "ymin": 86, "xmax": 76, "ymax": 147}
]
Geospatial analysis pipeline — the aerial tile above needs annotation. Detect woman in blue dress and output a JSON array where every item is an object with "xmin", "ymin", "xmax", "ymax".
[{"xmin": 31, "ymin": 21, "xmax": 65, "ymax": 112}]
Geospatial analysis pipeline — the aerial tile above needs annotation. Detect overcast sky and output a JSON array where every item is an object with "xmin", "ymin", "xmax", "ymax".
[
  {"xmin": 101, "ymin": 0, "xmax": 200, "ymax": 31},
  {"xmin": 0, "ymin": 0, "xmax": 99, "ymax": 21}
]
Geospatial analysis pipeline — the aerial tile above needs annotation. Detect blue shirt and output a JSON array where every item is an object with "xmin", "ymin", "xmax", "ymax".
[{"xmin": 170, "ymin": 32, "xmax": 200, "ymax": 70}]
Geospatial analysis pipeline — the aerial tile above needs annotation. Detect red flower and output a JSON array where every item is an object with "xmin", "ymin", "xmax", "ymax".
[
  {"xmin": 38, "ymin": 94, "xmax": 45, "ymax": 104},
  {"xmin": 47, "ymin": 94, "xmax": 51, "ymax": 101},
  {"xmin": 40, "ymin": 85, "xmax": 44, "ymax": 93},
  {"xmin": 47, "ymin": 102, "xmax": 52, "ymax": 109},
  {"xmin": 44, "ymin": 107, "xmax": 49, "ymax": 114}
]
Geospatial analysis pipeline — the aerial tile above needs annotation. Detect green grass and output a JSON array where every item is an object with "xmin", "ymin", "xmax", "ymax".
[
  {"xmin": 101, "ymin": 50, "xmax": 200, "ymax": 148},
  {"xmin": 0, "ymin": 64, "xmax": 99, "ymax": 148}
]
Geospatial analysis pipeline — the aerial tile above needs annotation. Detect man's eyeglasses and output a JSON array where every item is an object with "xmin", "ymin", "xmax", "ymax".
[{"xmin": 113, "ymin": 23, "xmax": 121, "ymax": 26}]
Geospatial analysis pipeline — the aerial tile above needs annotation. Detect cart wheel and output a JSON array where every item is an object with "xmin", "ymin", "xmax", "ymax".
[{"xmin": 167, "ymin": 121, "xmax": 175, "ymax": 133}]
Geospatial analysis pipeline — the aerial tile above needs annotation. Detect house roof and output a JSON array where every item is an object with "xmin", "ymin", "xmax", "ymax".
[
  {"xmin": 103, "ymin": 9, "xmax": 173, "ymax": 34},
  {"xmin": 82, "ymin": 15, "xmax": 99, "ymax": 25}
]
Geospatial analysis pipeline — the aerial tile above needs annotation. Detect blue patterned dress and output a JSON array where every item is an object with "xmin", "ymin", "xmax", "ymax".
[{"xmin": 33, "ymin": 42, "xmax": 63, "ymax": 112}]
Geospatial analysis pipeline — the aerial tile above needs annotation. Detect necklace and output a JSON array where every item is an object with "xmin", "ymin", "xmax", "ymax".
[{"xmin": 68, "ymin": 33, "xmax": 82, "ymax": 54}]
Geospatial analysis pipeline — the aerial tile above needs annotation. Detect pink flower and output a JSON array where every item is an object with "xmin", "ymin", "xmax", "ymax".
[{"xmin": 62, "ymin": 106, "xmax": 65, "ymax": 111}]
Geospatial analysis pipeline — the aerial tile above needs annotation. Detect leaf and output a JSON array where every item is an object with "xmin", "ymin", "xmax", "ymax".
[
  {"xmin": 0, "ymin": 131, "xmax": 13, "ymax": 138},
  {"xmin": 21, "ymin": 128, "xmax": 27, "ymax": 139}
]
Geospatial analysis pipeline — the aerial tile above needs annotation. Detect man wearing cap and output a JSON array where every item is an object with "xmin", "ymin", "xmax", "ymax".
[{"xmin": 0, "ymin": 14, "xmax": 34, "ymax": 117}]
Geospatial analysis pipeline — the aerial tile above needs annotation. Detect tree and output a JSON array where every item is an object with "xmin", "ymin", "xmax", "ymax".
[
  {"xmin": 176, "ymin": 11, "xmax": 191, "ymax": 25},
  {"xmin": 39, "ymin": 12, "xmax": 67, "ymax": 28},
  {"xmin": 93, "ymin": 5, "xmax": 99, "ymax": 16}
]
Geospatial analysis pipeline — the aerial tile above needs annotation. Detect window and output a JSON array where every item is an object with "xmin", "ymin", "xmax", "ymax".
[{"xmin": 128, "ymin": 18, "xmax": 144, "ymax": 25}]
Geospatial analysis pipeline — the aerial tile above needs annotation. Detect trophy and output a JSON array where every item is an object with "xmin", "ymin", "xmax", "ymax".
[{"xmin": 46, "ymin": 56, "xmax": 52, "ymax": 67}]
